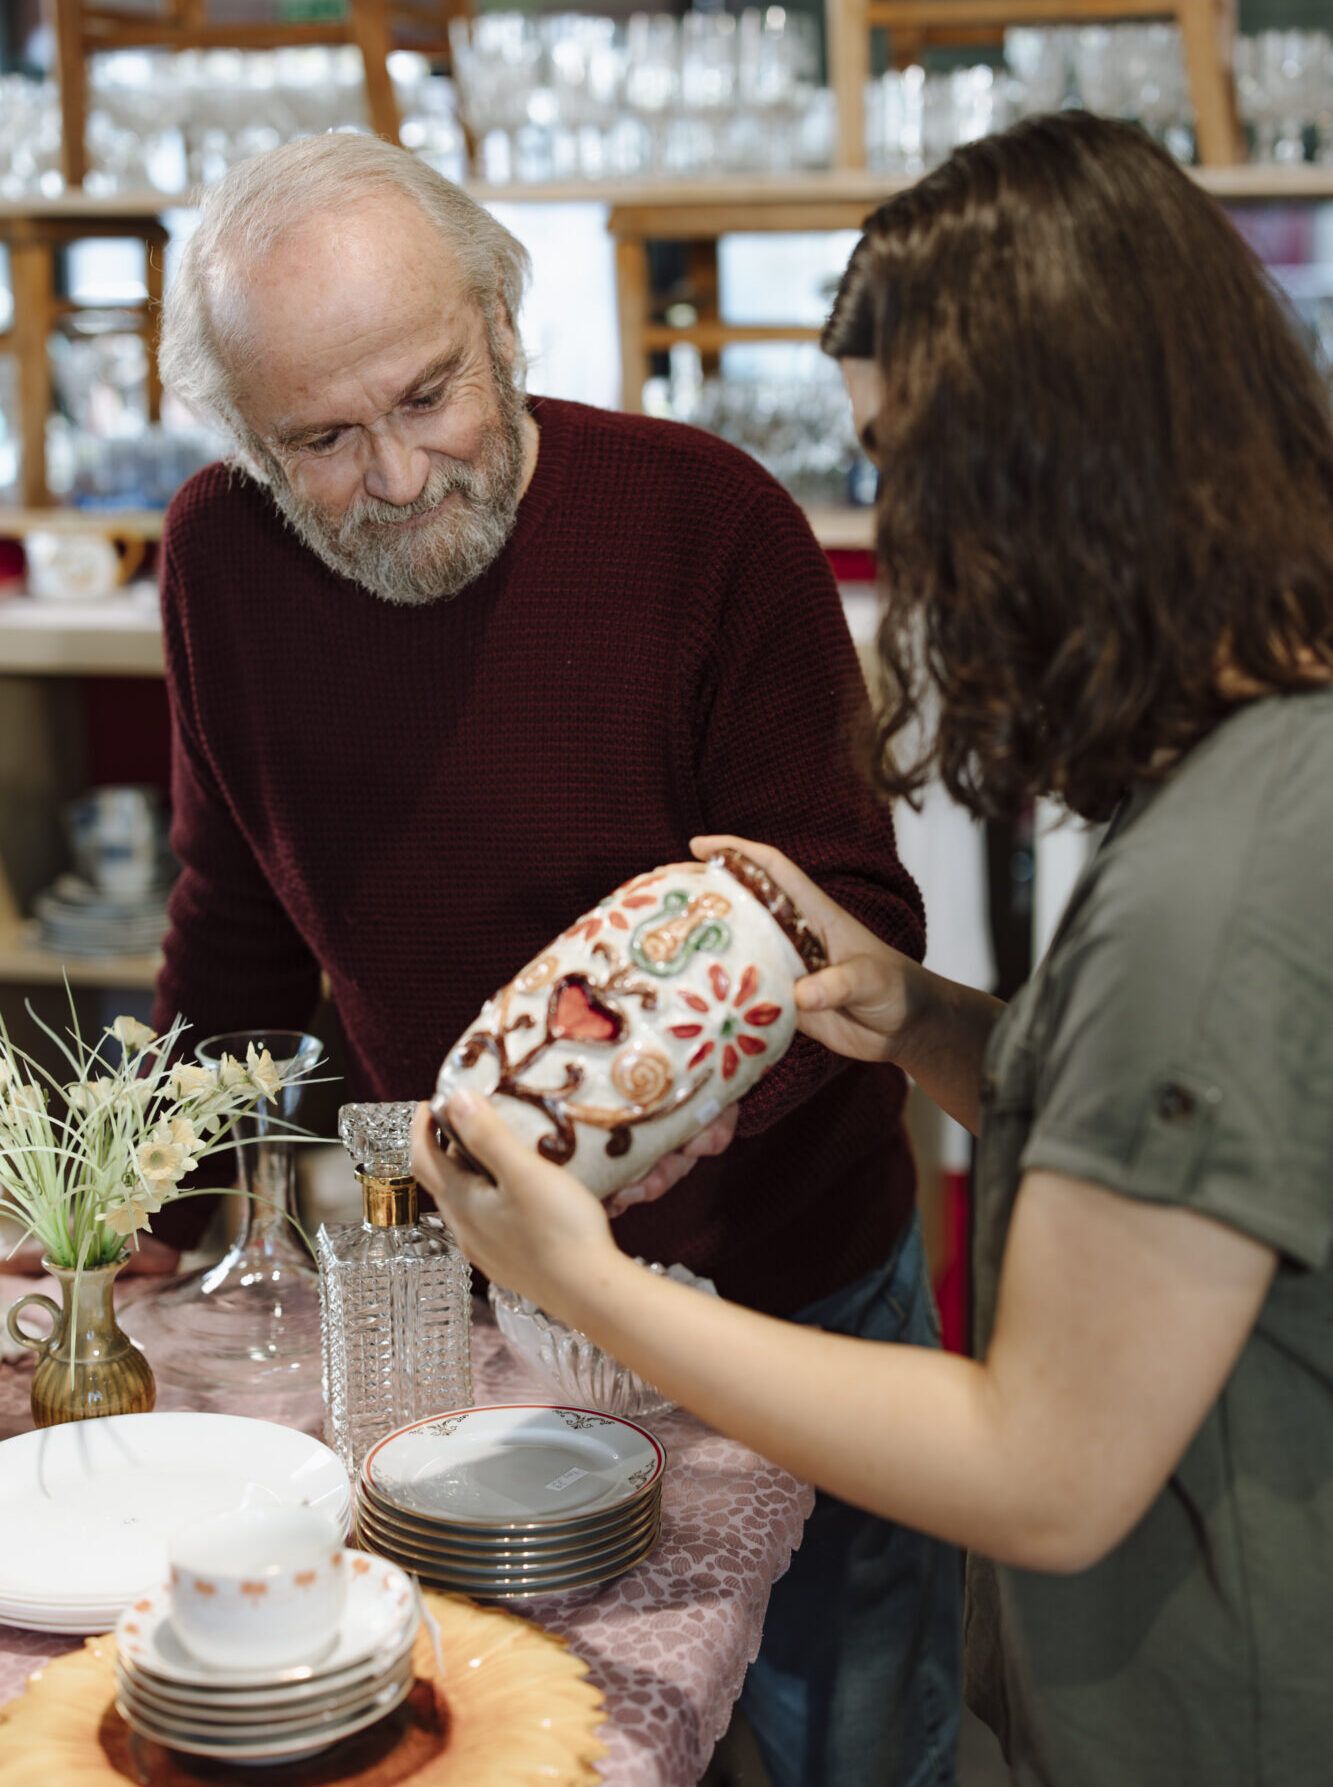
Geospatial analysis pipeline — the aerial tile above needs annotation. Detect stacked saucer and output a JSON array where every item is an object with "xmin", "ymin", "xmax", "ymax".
[
  {"xmin": 356, "ymin": 1404, "xmax": 665, "ymax": 1601},
  {"xmin": 33, "ymin": 872, "xmax": 171, "ymax": 957},
  {"xmin": 114, "ymin": 1554, "xmax": 418, "ymax": 1763}
]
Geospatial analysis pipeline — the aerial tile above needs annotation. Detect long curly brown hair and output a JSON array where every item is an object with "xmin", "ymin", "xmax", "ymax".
[{"xmin": 824, "ymin": 112, "xmax": 1333, "ymax": 822}]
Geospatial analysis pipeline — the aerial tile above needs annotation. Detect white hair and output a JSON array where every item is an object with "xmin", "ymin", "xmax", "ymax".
[{"xmin": 159, "ymin": 133, "xmax": 531, "ymax": 474}]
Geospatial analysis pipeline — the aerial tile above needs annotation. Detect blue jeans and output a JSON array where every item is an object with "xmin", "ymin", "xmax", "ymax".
[{"xmin": 739, "ymin": 1217, "xmax": 962, "ymax": 1787}]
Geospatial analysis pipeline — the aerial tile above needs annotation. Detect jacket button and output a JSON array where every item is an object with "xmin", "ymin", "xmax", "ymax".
[{"xmin": 1155, "ymin": 1083, "xmax": 1196, "ymax": 1123}]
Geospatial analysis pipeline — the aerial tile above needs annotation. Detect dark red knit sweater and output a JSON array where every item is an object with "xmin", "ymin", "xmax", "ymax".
[{"xmin": 151, "ymin": 397, "xmax": 924, "ymax": 1316}]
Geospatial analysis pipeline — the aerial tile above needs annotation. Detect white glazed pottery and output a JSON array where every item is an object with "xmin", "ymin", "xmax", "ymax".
[
  {"xmin": 116, "ymin": 1553, "xmax": 415, "ymax": 1690},
  {"xmin": 0, "ymin": 1412, "xmax": 350, "ymax": 1629},
  {"xmin": 364, "ymin": 1404, "xmax": 665, "ymax": 1527},
  {"xmin": 167, "ymin": 1506, "xmax": 347, "ymax": 1670},
  {"xmin": 433, "ymin": 848, "xmax": 825, "ymax": 1198}
]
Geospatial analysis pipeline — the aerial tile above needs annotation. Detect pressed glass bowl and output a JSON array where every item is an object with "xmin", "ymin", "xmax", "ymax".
[{"xmin": 489, "ymin": 1262, "xmax": 717, "ymax": 1421}]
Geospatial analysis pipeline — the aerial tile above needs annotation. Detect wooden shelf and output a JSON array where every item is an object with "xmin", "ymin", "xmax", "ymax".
[
  {"xmin": 0, "ymin": 919, "xmax": 160, "ymax": 989},
  {"xmin": 805, "ymin": 504, "xmax": 876, "ymax": 551},
  {"xmin": 0, "ymin": 592, "xmax": 163, "ymax": 676},
  {"xmin": 0, "ymin": 508, "xmax": 164, "ymax": 540},
  {"xmin": 1, "ymin": 163, "xmax": 1331, "ymax": 226}
]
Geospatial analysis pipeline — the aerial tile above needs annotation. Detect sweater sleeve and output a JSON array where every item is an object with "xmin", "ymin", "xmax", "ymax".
[
  {"xmin": 150, "ymin": 509, "xmax": 322, "ymax": 1244},
  {"xmin": 692, "ymin": 483, "xmax": 925, "ymax": 1137}
]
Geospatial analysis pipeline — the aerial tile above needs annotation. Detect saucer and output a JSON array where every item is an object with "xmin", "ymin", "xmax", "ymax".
[
  {"xmin": 116, "ymin": 1552, "xmax": 414, "ymax": 1690},
  {"xmin": 356, "ymin": 1476, "xmax": 661, "ymax": 1555},
  {"xmin": 116, "ymin": 1652, "xmax": 415, "ymax": 1730},
  {"xmin": 364, "ymin": 1404, "xmax": 665, "ymax": 1528},
  {"xmin": 114, "ymin": 1670, "xmax": 413, "ymax": 1762},
  {"xmin": 356, "ymin": 1497, "xmax": 661, "ymax": 1583}
]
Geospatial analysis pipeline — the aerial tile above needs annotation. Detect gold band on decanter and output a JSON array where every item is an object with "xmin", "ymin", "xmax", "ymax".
[{"xmin": 357, "ymin": 1171, "xmax": 418, "ymax": 1227}]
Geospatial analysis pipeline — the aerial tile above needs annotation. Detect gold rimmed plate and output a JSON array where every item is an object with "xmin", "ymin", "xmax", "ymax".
[
  {"xmin": 115, "ymin": 1626, "xmax": 416, "ymax": 1716},
  {"xmin": 115, "ymin": 1670, "xmax": 413, "ymax": 1762},
  {"xmin": 355, "ymin": 1498, "xmax": 661, "ymax": 1583},
  {"xmin": 364, "ymin": 1405, "xmax": 665, "ymax": 1530},
  {"xmin": 355, "ymin": 1480, "xmax": 661, "ymax": 1560},
  {"xmin": 358, "ymin": 1516, "xmax": 661, "ymax": 1600},
  {"xmin": 115, "ymin": 1652, "xmax": 414, "ymax": 1732}
]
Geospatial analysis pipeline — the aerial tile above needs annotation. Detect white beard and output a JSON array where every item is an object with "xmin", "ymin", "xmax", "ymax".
[{"xmin": 268, "ymin": 358, "xmax": 528, "ymax": 607}]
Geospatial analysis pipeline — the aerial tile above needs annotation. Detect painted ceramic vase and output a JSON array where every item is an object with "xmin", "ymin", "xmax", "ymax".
[{"xmin": 433, "ymin": 849, "xmax": 826, "ymax": 1199}]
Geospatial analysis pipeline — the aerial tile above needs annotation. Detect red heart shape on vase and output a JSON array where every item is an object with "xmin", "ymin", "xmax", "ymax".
[{"xmin": 548, "ymin": 976, "xmax": 626, "ymax": 1045}]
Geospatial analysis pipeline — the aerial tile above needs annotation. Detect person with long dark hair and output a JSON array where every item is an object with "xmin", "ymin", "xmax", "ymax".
[{"xmin": 413, "ymin": 113, "xmax": 1333, "ymax": 1785}]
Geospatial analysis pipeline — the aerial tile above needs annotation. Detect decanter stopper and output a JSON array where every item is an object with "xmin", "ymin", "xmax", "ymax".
[{"xmin": 338, "ymin": 1101, "xmax": 418, "ymax": 1227}]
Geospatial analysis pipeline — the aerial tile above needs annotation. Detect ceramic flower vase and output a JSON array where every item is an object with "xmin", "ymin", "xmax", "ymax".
[
  {"xmin": 434, "ymin": 848, "xmax": 826, "ymax": 1199},
  {"xmin": 6, "ymin": 1257, "xmax": 156, "ymax": 1427}
]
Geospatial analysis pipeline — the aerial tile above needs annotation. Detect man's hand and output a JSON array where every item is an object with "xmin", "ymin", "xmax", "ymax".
[
  {"xmin": 691, "ymin": 835, "xmax": 923, "ymax": 1065},
  {"xmin": 604, "ymin": 1104, "xmax": 739, "ymax": 1218}
]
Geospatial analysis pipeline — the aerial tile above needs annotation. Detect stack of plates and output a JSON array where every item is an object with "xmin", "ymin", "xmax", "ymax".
[
  {"xmin": 114, "ymin": 1554, "xmax": 417, "ymax": 1763},
  {"xmin": 33, "ymin": 872, "xmax": 171, "ymax": 957},
  {"xmin": 0, "ymin": 1413, "xmax": 350, "ymax": 1634},
  {"xmin": 356, "ymin": 1404, "xmax": 665, "ymax": 1601}
]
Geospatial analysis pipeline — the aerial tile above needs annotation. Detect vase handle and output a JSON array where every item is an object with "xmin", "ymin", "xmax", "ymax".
[{"xmin": 6, "ymin": 1293, "xmax": 63, "ymax": 1355}]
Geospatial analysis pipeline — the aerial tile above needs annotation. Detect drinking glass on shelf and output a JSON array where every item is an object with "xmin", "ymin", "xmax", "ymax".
[{"xmin": 1005, "ymin": 26, "xmax": 1074, "ymax": 115}]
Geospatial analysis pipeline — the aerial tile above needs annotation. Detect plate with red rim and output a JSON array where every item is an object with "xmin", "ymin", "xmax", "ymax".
[{"xmin": 363, "ymin": 1404, "xmax": 665, "ymax": 1529}]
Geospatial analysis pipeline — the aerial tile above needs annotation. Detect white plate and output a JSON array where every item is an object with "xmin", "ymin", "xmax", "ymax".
[
  {"xmin": 355, "ymin": 1481, "xmax": 661, "ymax": 1556},
  {"xmin": 0, "ymin": 1608, "xmax": 119, "ymax": 1635},
  {"xmin": 355, "ymin": 1499, "xmax": 661, "ymax": 1582},
  {"xmin": 116, "ymin": 1653, "xmax": 414, "ymax": 1730},
  {"xmin": 116, "ymin": 1551, "xmax": 416, "ymax": 1690},
  {"xmin": 116, "ymin": 1670, "xmax": 413, "ymax": 1762},
  {"xmin": 0, "ymin": 1413, "xmax": 349, "ymax": 1605},
  {"xmin": 117, "ymin": 1628, "xmax": 416, "ymax": 1712},
  {"xmin": 365, "ymin": 1404, "xmax": 665, "ymax": 1528}
]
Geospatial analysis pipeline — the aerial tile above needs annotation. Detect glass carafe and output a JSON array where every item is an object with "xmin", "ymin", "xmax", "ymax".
[{"xmin": 119, "ymin": 1029, "xmax": 324, "ymax": 1417}]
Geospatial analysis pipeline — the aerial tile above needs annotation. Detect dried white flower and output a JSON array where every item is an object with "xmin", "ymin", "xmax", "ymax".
[
  {"xmin": 100, "ymin": 1186, "xmax": 166, "ymax": 1237},
  {"xmin": 217, "ymin": 1052, "xmax": 250, "ymax": 1091},
  {"xmin": 65, "ymin": 1078, "xmax": 116, "ymax": 1114},
  {"xmin": 245, "ymin": 1043, "xmax": 283, "ymax": 1103},
  {"xmin": 8, "ymin": 1083, "xmax": 46, "ymax": 1115},
  {"xmin": 111, "ymin": 1016, "xmax": 157, "ymax": 1056},
  {"xmin": 136, "ymin": 1120, "xmax": 199, "ymax": 1189},
  {"xmin": 168, "ymin": 1063, "xmax": 216, "ymax": 1100},
  {"xmin": 161, "ymin": 1116, "xmax": 199, "ymax": 1153}
]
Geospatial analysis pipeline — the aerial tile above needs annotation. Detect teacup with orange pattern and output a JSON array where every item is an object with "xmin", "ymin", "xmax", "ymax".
[{"xmin": 167, "ymin": 1505, "xmax": 347, "ymax": 1671}]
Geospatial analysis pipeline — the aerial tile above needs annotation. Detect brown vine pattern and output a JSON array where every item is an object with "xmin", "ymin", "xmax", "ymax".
[{"xmin": 448, "ymin": 951, "xmax": 711, "ymax": 1169}]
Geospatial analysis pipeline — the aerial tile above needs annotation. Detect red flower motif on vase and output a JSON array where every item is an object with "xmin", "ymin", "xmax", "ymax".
[
  {"xmin": 665, "ymin": 964, "xmax": 782, "ymax": 1081},
  {"xmin": 562, "ymin": 872, "xmax": 669, "ymax": 947}
]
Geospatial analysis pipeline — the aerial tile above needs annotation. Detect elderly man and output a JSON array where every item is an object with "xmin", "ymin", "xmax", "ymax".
[{"xmin": 149, "ymin": 134, "xmax": 956, "ymax": 1787}]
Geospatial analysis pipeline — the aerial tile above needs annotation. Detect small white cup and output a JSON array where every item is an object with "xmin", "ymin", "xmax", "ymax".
[{"xmin": 167, "ymin": 1506, "xmax": 347, "ymax": 1672}]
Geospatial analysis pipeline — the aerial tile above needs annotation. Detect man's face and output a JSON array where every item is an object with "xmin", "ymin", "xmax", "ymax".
[{"xmin": 223, "ymin": 198, "xmax": 530, "ymax": 606}]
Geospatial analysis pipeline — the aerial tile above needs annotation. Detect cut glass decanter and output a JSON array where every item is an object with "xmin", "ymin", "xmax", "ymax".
[{"xmin": 317, "ymin": 1101, "xmax": 473, "ymax": 1477}]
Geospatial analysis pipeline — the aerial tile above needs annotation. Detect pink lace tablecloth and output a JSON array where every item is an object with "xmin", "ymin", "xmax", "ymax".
[{"xmin": 0, "ymin": 1281, "xmax": 813, "ymax": 1785}]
